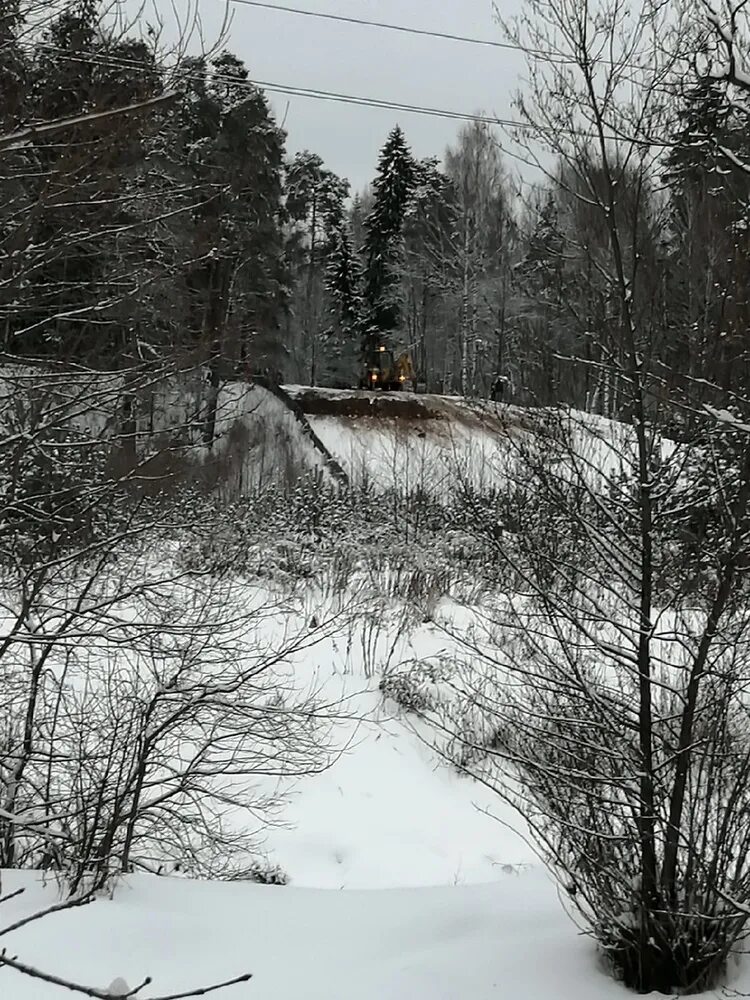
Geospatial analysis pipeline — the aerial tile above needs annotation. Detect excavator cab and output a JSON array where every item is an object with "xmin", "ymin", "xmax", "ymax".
[
  {"xmin": 361, "ymin": 345, "xmax": 397, "ymax": 390},
  {"xmin": 360, "ymin": 345, "xmax": 415, "ymax": 391}
]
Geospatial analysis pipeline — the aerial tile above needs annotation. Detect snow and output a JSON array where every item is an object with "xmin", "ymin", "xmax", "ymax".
[
  {"xmin": 704, "ymin": 404, "xmax": 750, "ymax": 433},
  {"xmin": 3, "ymin": 636, "xmax": 744, "ymax": 999},
  {"xmin": 0, "ymin": 385, "xmax": 738, "ymax": 1000},
  {"xmin": 282, "ymin": 389, "xmax": 679, "ymax": 496},
  {"xmin": 263, "ymin": 690, "xmax": 532, "ymax": 890},
  {"xmin": 3, "ymin": 866, "xmax": 632, "ymax": 1000},
  {"xmin": 306, "ymin": 409, "xmax": 511, "ymax": 492}
]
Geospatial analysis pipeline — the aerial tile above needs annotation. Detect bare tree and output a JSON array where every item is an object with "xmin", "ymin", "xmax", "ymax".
[
  {"xmin": 395, "ymin": 0, "xmax": 750, "ymax": 992},
  {"xmin": 0, "ymin": 6, "xmax": 310, "ymax": 997},
  {"xmin": 0, "ymin": 360, "xmax": 350, "ymax": 995},
  {"xmin": 444, "ymin": 121, "xmax": 513, "ymax": 398}
]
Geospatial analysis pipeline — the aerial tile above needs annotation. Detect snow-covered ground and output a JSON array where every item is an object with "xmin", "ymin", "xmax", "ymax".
[
  {"xmin": 263, "ymin": 689, "xmax": 532, "ymax": 889},
  {"xmin": 0, "ymin": 666, "xmax": 613, "ymax": 1000},
  {"xmin": 3, "ymin": 661, "xmax": 746, "ymax": 999},
  {"xmin": 287, "ymin": 390, "xmax": 518, "ymax": 492},
  {"xmin": 4, "ymin": 867, "xmax": 630, "ymax": 1000},
  {"xmin": 0, "ymin": 390, "xmax": 723, "ymax": 1000},
  {"xmin": 307, "ymin": 412, "xmax": 509, "ymax": 492},
  {"xmin": 283, "ymin": 388, "xmax": 673, "ymax": 494}
]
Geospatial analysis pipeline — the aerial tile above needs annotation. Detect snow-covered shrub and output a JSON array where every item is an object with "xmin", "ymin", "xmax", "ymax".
[
  {"xmin": 379, "ymin": 660, "xmax": 450, "ymax": 714},
  {"xmin": 493, "ymin": 665, "xmax": 750, "ymax": 993},
  {"xmin": 423, "ymin": 400, "xmax": 750, "ymax": 994},
  {"xmin": 0, "ymin": 526, "xmax": 341, "ymax": 892},
  {"xmin": 438, "ymin": 582, "xmax": 750, "ymax": 994},
  {"xmin": 656, "ymin": 417, "xmax": 750, "ymax": 602},
  {"xmin": 247, "ymin": 860, "xmax": 289, "ymax": 886}
]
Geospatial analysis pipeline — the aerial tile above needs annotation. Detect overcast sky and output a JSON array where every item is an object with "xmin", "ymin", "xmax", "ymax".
[{"xmin": 152, "ymin": 0, "xmax": 529, "ymax": 193}]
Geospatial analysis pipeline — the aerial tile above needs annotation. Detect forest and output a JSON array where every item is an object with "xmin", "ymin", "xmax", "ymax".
[
  {"xmin": 6, "ymin": 1, "xmax": 750, "ymax": 998},
  {"xmin": 3, "ymin": 0, "xmax": 749, "ymax": 415}
]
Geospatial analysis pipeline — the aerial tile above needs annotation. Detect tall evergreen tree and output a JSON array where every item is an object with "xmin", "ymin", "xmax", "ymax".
[
  {"xmin": 170, "ymin": 51, "xmax": 288, "ymax": 373},
  {"xmin": 2, "ymin": 2, "xmax": 165, "ymax": 359},
  {"xmin": 326, "ymin": 221, "xmax": 362, "ymax": 336},
  {"xmin": 361, "ymin": 126, "xmax": 415, "ymax": 353},
  {"xmin": 663, "ymin": 79, "xmax": 750, "ymax": 397},
  {"xmin": 321, "ymin": 220, "xmax": 363, "ymax": 386},
  {"xmin": 402, "ymin": 157, "xmax": 454, "ymax": 390}
]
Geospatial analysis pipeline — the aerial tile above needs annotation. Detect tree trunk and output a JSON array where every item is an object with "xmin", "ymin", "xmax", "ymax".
[
  {"xmin": 307, "ymin": 192, "xmax": 318, "ymax": 386},
  {"xmin": 460, "ymin": 224, "xmax": 471, "ymax": 396}
]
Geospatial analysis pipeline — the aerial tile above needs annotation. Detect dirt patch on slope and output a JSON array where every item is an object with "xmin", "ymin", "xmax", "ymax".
[
  {"xmin": 294, "ymin": 390, "xmax": 441, "ymax": 422},
  {"xmin": 291, "ymin": 388, "xmax": 531, "ymax": 433}
]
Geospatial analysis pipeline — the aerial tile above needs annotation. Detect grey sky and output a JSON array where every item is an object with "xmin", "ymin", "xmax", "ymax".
[{"xmin": 158, "ymin": 0, "xmax": 528, "ymax": 192}]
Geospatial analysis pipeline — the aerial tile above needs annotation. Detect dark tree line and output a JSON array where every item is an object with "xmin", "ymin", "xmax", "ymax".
[{"xmin": 3, "ymin": 0, "xmax": 750, "ymax": 409}]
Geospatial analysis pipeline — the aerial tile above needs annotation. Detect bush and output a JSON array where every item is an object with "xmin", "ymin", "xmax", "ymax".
[
  {"xmin": 379, "ymin": 660, "xmax": 450, "ymax": 714},
  {"xmin": 247, "ymin": 860, "xmax": 289, "ymax": 886}
]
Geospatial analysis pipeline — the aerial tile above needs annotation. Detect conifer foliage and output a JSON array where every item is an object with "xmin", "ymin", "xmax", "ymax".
[{"xmin": 361, "ymin": 126, "xmax": 416, "ymax": 352}]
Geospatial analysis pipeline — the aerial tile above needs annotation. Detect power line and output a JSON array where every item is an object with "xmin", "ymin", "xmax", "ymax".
[
  {"xmin": 37, "ymin": 43, "xmax": 651, "ymax": 147},
  {"xmin": 219, "ymin": 0, "xmax": 519, "ymax": 52},
  {"xmin": 31, "ymin": 43, "xmax": 689, "ymax": 161},
  {"xmin": 34, "ymin": 44, "xmax": 536, "ymax": 129},
  {"xmin": 221, "ymin": 80, "xmax": 528, "ymax": 128},
  {"xmin": 217, "ymin": 0, "xmax": 661, "ymax": 70}
]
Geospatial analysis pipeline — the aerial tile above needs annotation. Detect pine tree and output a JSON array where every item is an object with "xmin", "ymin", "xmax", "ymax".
[
  {"xmin": 401, "ymin": 157, "xmax": 454, "ymax": 391},
  {"xmin": 3, "ymin": 3, "xmax": 165, "ymax": 359},
  {"xmin": 171, "ymin": 51, "xmax": 288, "ymax": 372},
  {"xmin": 361, "ymin": 126, "xmax": 415, "ymax": 352}
]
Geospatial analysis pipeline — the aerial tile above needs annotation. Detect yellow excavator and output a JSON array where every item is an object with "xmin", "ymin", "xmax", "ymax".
[{"xmin": 359, "ymin": 344, "xmax": 416, "ymax": 391}]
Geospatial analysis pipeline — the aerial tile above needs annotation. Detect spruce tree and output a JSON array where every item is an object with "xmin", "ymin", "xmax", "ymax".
[
  {"xmin": 326, "ymin": 221, "xmax": 362, "ymax": 338},
  {"xmin": 663, "ymin": 79, "xmax": 750, "ymax": 395},
  {"xmin": 322, "ymin": 220, "xmax": 363, "ymax": 385},
  {"xmin": 361, "ymin": 126, "xmax": 415, "ymax": 353}
]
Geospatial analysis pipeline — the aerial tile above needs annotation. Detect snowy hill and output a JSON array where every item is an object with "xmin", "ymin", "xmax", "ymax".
[
  {"xmin": 282, "ymin": 387, "xmax": 654, "ymax": 494},
  {"xmin": 0, "ymin": 368, "xmax": 343, "ymax": 497},
  {"xmin": 5, "ymin": 868, "xmax": 629, "ymax": 1000},
  {"xmin": 284, "ymin": 386, "xmax": 520, "ymax": 491},
  {"xmin": 0, "ymin": 385, "xmax": 720, "ymax": 1000}
]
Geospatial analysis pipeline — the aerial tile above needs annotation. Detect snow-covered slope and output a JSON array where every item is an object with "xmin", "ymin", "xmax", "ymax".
[
  {"xmin": 282, "ymin": 387, "xmax": 661, "ymax": 494},
  {"xmin": 0, "ymin": 666, "xmax": 610, "ymax": 1000},
  {"xmin": 284, "ymin": 387, "xmax": 519, "ymax": 492},
  {"xmin": 4, "ymin": 653, "xmax": 745, "ymax": 1000},
  {"xmin": 263, "ymin": 690, "xmax": 532, "ymax": 890},
  {"xmin": 5, "ymin": 868, "xmax": 633, "ymax": 1000}
]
